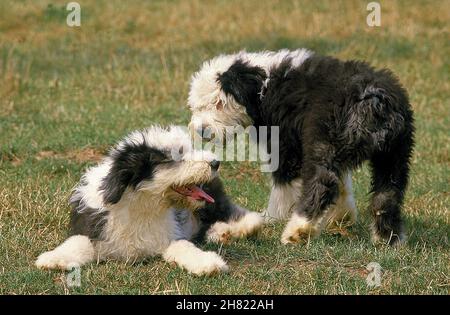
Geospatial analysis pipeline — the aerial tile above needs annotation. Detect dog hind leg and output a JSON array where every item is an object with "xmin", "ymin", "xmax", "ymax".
[
  {"xmin": 326, "ymin": 171, "xmax": 357, "ymax": 229},
  {"xmin": 369, "ymin": 141, "xmax": 412, "ymax": 245}
]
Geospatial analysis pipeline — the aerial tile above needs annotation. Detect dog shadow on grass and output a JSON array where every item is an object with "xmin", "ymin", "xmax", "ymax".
[{"xmin": 402, "ymin": 216, "xmax": 449, "ymax": 251}]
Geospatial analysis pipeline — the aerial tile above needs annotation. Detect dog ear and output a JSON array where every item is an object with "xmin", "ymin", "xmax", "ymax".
[
  {"xmin": 215, "ymin": 99, "xmax": 224, "ymax": 111},
  {"xmin": 217, "ymin": 60, "xmax": 266, "ymax": 109},
  {"xmin": 100, "ymin": 143, "xmax": 167, "ymax": 204}
]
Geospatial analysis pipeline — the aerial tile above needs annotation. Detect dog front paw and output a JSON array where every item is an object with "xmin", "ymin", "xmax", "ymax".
[
  {"xmin": 189, "ymin": 252, "xmax": 229, "ymax": 276},
  {"xmin": 206, "ymin": 222, "xmax": 232, "ymax": 244},
  {"xmin": 207, "ymin": 212, "xmax": 264, "ymax": 243},
  {"xmin": 281, "ymin": 227, "xmax": 311, "ymax": 244},
  {"xmin": 233, "ymin": 212, "xmax": 263, "ymax": 238},
  {"xmin": 281, "ymin": 214, "xmax": 321, "ymax": 245},
  {"xmin": 35, "ymin": 251, "xmax": 71, "ymax": 270},
  {"xmin": 163, "ymin": 240, "xmax": 229, "ymax": 276}
]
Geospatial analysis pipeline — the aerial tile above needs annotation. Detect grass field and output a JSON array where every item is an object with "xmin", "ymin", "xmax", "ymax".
[{"xmin": 0, "ymin": 0, "xmax": 449, "ymax": 294}]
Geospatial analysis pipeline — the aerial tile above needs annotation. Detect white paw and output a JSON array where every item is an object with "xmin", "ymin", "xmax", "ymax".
[
  {"xmin": 281, "ymin": 214, "xmax": 322, "ymax": 245},
  {"xmin": 206, "ymin": 222, "xmax": 232, "ymax": 244},
  {"xmin": 163, "ymin": 240, "xmax": 229, "ymax": 276},
  {"xmin": 189, "ymin": 252, "xmax": 229, "ymax": 276},
  {"xmin": 35, "ymin": 235, "xmax": 94, "ymax": 270},
  {"xmin": 35, "ymin": 250, "xmax": 72, "ymax": 270},
  {"xmin": 207, "ymin": 212, "xmax": 264, "ymax": 243},
  {"xmin": 233, "ymin": 212, "xmax": 264, "ymax": 238}
]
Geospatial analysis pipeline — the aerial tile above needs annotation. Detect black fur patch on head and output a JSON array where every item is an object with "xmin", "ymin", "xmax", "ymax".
[
  {"xmin": 218, "ymin": 60, "xmax": 266, "ymax": 122},
  {"xmin": 100, "ymin": 141, "xmax": 168, "ymax": 204}
]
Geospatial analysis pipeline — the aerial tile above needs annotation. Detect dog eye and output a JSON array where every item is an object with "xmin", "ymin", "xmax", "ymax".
[
  {"xmin": 177, "ymin": 146, "xmax": 186, "ymax": 155},
  {"xmin": 165, "ymin": 145, "xmax": 189, "ymax": 162}
]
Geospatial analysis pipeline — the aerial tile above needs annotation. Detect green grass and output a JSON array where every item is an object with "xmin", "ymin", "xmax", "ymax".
[{"xmin": 0, "ymin": 0, "xmax": 449, "ymax": 294}]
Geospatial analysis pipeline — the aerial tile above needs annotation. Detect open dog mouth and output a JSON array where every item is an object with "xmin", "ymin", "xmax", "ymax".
[{"xmin": 172, "ymin": 184, "xmax": 215, "ymax": 203}]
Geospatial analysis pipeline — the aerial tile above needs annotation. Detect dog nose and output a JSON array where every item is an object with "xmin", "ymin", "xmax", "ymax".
[
  {"xmin": 196, "ymin": 126, "xmax": 204, "ymax": 136},
  {"xmin": 209, "ymin": 160, "xmax": 220, "ymax": 171}
]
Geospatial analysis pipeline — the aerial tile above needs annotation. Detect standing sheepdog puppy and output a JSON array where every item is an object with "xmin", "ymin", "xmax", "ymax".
[
  {"xmin": 36, "ymin": 126, "xmax": 262, "ymax": 275},
  {"xmin": 187, "ymin": 50, "xmax": 414, "ymax": 245}
]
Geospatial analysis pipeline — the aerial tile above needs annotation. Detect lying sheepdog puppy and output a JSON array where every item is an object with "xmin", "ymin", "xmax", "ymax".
[
  {"xmin": 36, "ymin": 126, "xmax": 262, "ymax": 275},
  {"xmin": 187, "ymin": 49, "xmax": 414, "ymax": 245}
]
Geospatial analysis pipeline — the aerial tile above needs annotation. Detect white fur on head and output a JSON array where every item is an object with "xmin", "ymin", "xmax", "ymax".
[
  {"xmin": 188, "ymin": 54, "xmax": 238, "ymax": 112},
  {"xmin": 188, "ymin": 53, "xmax": 253, "ymax": 138},
  {"xmin": 117, "ymin": 125, "xmax": 192, "ymax": 159}
]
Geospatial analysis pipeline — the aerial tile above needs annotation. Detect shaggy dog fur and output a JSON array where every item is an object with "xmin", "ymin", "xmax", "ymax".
[
  {"xmin": 36, "ymin": 126, "xmax": 263, "ymax": 275},
  {"xmin": 187, "ymin": 49, "xmax": 414, "ymax": 245}
]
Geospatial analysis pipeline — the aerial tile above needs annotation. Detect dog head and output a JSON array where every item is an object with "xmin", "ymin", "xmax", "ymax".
[
  {"xmin": 187, "ymin": 53, "xmax": 267, "ymax": 140},
  {"xmin": 187, "ymin": 49, "xmax": 312, "ymax": 140},
  {"xmin": 100, "ymin": 126, "xmax": 220, "ymax": 211}
]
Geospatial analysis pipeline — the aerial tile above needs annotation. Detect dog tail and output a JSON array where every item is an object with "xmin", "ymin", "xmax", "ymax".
[
  {"xmin": 35, "ymin": 235, "xmax": 95, "ymax": 270},
  {"xmin": 350, "ymin": 66, "xmax": 414, "ymax": 147}
]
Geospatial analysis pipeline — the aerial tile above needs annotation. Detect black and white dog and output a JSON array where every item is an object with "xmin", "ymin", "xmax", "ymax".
[
  {"xmin": 36, "ymin": 126, "xmax": 262, "ymax": 275},
  {"xmin": 187, "ymin": 49, "xmax": 414, "ymax": 245}
]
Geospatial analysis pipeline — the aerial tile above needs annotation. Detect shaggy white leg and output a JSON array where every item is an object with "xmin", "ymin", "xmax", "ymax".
[
  {"xmin": 206, "ymin": 211, "xmax": 263, "ymax": 243},
  {"xmin": 326, "ymin": 172, "xmax": 357, "ymax": 227},
  {"xmin": 281, "ymin": 213, "xmax": 325, "ymax": 244},
  {"xmin": 263, "ymin": 178, "xmax": 302, "ymax": 222},
  {"xmin": 35, "ymin": 235, "xmax": 95, "ymax": 270},
  {"xmin": 163, "ymin": 240, "xmax": 228, "ymax": 276}
]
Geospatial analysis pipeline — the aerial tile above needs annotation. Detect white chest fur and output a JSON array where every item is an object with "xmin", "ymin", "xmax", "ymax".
[{"xmin": 97, "ymin": 192, "xmax": 178, "ymax": 261}]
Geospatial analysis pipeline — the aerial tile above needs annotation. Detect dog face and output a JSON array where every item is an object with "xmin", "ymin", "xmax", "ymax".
[
  {"xmin": 100, "ymin": 126, "xmax": 220, "ymax": 211},
  {"xmin": 187, "ymin": 55, "xmax": 266, "ymax": 140},
  {"xmin": 146, "ymin": 148, "xmax": 220, "ymax": 210}
]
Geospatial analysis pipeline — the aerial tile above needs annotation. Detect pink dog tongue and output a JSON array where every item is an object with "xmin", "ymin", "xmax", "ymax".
[{"xmin": 190, "ymin": 185, "xmax": 215, "ymax": 203}]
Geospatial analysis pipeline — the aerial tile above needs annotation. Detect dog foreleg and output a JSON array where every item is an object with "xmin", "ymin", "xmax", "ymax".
[
  {"xmin": 264, "ymin": 178, "xmax": 302, "ymax": 222},
  {"xmin": 162, "ymin": 239, "xmax": 228, "ymax": 275},
  {"xmin": 35, "ymin": 235, "xmax": 95, "ymax": 270},
  {"xmin": 206, "ymin": 208, "xmax": 263, "ymax": 244},
  {"xmin": 281, "ymin": 160, "xmax": 340, "ymax": 244}
]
